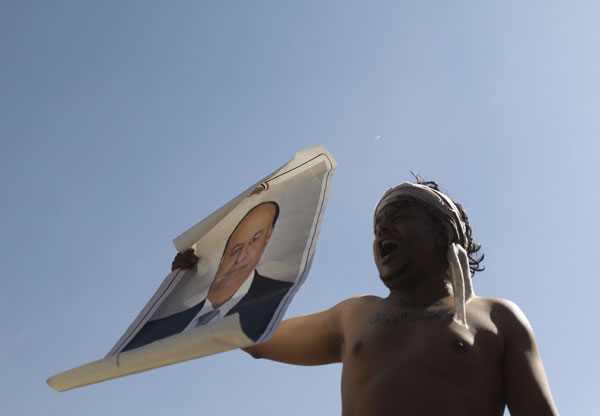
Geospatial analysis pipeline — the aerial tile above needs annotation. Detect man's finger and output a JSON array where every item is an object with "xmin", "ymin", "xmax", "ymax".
[
  {"xmin": 182, "ymin": 248, "xmax": 199, "ymax": 260},
  {"xmin": 172, "ymin": 249, "xmax": 199, "ymax": 271}
]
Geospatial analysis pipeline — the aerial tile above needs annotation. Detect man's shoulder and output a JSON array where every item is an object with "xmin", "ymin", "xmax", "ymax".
[
  {"xmin": 471, "ymin": 296, "xmax": 524, "ymax": 313},
  {"xmin": 471, "ymin": 296, "xmax": 534, "ymax": 335},
  {"xmin": 253, "ymin": 270, "xmax": 293, "ymax": 289},
  {"xmin": 332, "ymin": 294, "xmax": 386, "ymax": 316},
  {"xmin": 243, "ymin": 271, "xmax": 292, "ymax": 304}
]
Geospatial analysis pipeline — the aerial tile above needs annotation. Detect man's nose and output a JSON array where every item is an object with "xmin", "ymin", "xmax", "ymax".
[
  {"xmin": 374, "ymin": 221, "xmax": 392, "ymax": 237},
  {"xmin": 236, "ymin": 245, "xmax": 251, "ymax": 263}
]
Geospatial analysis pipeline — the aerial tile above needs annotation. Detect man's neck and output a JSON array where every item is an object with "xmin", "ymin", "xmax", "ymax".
[
  {"xmin": 208, "ymin": 270, "xmax": 254, "ymax": 309},
  {"xmin": 386, "ymin": 271, "xmax": 453, "ymax": 307}
]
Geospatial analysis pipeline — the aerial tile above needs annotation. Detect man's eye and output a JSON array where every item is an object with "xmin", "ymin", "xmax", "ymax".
[
  {"xmin": 250, "ymin": 231, "xmax": 263, "ymax": 244},
  {"xmin": 376, "ymin": 212, "xmax": 405, "ymax": 224},
  {"xmin": 231, "ymin": 247, "xmax": 241, "ymax": 256}
]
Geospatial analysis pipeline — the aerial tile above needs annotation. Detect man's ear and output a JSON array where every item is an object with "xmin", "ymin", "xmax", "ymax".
[{"xmin": 265, "ymin": 225, "xmax": 274, "ymax": 241}]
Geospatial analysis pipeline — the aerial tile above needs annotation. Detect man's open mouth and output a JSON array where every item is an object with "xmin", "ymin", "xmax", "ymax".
[{"xmin": 378, "ymin": 238, "xmax": 399, "ymax": 261}]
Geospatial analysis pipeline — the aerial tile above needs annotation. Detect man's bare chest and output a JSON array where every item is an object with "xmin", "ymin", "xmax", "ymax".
[
  {"xmin": 339, "ymin": 298, "xmax": 507, "ymax": 416},
  {"xmin": 342, "ymin": 304, "xmax": 502, "ymax": 380}
]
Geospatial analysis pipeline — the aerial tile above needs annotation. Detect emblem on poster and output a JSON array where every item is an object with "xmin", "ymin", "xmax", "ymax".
[{"xmin": 247, "ymin": 181, "xmax": 270, "ymax": 197}]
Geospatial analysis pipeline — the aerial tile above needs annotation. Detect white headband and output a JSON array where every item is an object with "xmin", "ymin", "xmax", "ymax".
[{"xmin": 374, "ymin": 183, "xmax": 474, "ymax": 328}]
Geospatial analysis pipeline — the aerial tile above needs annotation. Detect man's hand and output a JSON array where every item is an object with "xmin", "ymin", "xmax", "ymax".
[{"xmin": 171, "ymin": 248, "xmax": 199, "ymax": 271}]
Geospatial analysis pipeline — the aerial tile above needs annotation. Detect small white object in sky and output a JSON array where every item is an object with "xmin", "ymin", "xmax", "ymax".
[{"xmin": 374, "ymin": 135, "xmax": 382, "ymax": 141}]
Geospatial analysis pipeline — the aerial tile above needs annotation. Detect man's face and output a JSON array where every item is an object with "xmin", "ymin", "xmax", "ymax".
[
  {"xmin": 373, "ymin": 200, "xmax": 444, "ymax": 289},
  {"xmin": 213, "ymin": 204, "xmax": 276, "ymax": 287}
]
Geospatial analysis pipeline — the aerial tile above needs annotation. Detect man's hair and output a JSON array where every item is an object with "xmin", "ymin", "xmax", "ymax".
[
  {"xmin": 408, "ymin": 175, "xmax": 485, "ymax": 276},
  {"xmin": 221, "ymin": 201, "xmax": 280, "ymax": 258}
]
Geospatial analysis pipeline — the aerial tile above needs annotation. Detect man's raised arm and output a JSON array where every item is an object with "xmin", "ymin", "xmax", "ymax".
[
  {"xmin": 495, "ymin": 299, "xmax": 559, "ymax": 416},
  {"xmin": 243, "ymin": 299, "xmax": 349, "ymax": 365}
]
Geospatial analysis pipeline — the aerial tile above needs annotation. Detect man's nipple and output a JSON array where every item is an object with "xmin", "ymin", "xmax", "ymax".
[
  {"xmin": 452, "ymin": 339, "xmax": 469, "ymax": 353},
  {"xmin": 352, "ymin": 341, "xmax": 363, "ymax": 356}
]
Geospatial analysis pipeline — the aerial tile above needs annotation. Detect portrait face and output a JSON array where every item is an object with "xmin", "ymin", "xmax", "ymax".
[
  {"xmin": 373, "ymin": 200, "xmax": 445, "ymax": 289},
  {"xmin": 212, "ymin": 203, "xmax": 277, "ymax": 288}
]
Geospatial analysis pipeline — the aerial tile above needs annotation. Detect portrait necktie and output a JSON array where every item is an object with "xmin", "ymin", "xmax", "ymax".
[{"xmin": 195, "ymin": 309, "xmax": 220, "ymax": 327}]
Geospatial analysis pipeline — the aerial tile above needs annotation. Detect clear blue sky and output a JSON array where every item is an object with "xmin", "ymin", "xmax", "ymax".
[{"xmin": 2, "ymin": 1, "xmax": 598, "ymax": 414}]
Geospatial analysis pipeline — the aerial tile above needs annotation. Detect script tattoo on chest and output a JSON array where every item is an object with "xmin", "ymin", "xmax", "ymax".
[{"xmin": 369, "ymin": 310, "xmax": 454, "ymax": 325}]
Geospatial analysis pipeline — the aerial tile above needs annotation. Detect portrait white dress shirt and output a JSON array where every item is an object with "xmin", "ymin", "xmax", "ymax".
[{"xmin": 184, "ymin": 271, "xmax": 255, "ymax": 330}]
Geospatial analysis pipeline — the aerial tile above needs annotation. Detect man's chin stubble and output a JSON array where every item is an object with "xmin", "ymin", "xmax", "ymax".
[{"xmin": 379, "ymin": 263, "xmax": 411, "ymax": 283}]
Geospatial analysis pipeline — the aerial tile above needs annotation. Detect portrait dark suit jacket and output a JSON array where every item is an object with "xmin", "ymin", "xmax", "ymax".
[{"xmin": 122, "ymin": 271, "xmax": 292, "ymax": 352}]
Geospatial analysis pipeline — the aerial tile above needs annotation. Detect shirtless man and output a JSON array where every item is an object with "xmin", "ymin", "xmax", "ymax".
[{"xmin": 175, "ymin": 180, "xmax": 559, "ymax": 415}]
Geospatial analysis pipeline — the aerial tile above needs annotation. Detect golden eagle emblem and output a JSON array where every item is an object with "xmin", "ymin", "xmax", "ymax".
[{"xmin": 247, "ymin": 181, "xmax": 270, "ymax": 197}]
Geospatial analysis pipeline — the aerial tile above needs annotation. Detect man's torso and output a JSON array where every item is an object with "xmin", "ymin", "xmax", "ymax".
[{"xmin": 339, "ymin": 295, "xmax": 506, "ymax": 416}]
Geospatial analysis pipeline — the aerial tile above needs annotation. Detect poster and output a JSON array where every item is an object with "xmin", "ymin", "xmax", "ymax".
[{"xmin": 47, "ymin": 145, "xmax": 337, "ymax": 391}]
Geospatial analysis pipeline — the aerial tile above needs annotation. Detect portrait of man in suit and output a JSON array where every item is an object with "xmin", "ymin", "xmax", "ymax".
[{"xmin": 122, "ymin": 201, "xmax": 292, "ymax": 351}]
